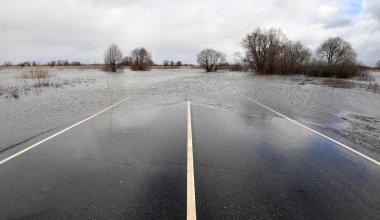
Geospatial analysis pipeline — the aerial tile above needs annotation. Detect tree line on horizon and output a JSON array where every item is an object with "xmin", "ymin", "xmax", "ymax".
[
  {"xmin": 1, "ymin": 60, "xmax": 83, "ymax": 67},
  {"xmin": 197, "ymin": 27, "xmax": 372, "ymax": 78},
  {"xmin": 103, "ymin": 45, "xmax": 155, "ymax": 72},
  {"xmin": 102, "ymin": 45, "xmax": 189, "ymax": 72},
  {"xmin": 2, "ymin": 27, "xmax": 380, "ymax": 78},
  {"xmin": 103, "ymin": 27, "xmax": 377, "ymax": 78},
  {"xmin": 240, "ymin": 27, "xmax": 364, "ymax": 78}
]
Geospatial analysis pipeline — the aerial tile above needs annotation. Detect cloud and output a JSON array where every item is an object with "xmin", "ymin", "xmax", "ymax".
[
  {"xmin": 0, "ymin": 0, "xmax": 379, "ymax": 66},
  {"xmin": 363, "ymin": 0, "xmax": 380, "ymax": 20},
  {"xmin": 316, "ymin": 4, "xmax": 352, "ymax": 28}
]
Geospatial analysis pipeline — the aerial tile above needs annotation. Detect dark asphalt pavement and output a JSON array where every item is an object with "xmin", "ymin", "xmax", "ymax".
[
  {"xmin": 0, "ymin": 99, "xmax": 380, "ymax": 219},
  {"xmin": 0, "ymin": 103, "xmax": 187, "ymax": 219},
  {"xmin": 192, "ymin": 102, "xmax": 380, "ymax": 219}
]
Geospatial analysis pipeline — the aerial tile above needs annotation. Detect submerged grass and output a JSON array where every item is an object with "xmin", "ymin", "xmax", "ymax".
[
  {"xmin": 21, "ymin": 67, "xmax": 51, "ymax": 79},
  {"xmin": 0, "ymin": 86, "xmax": 21, "ymax": 99},
  {"xmin": 20, "ymin": 67, "xmax": 54, "ymax": 88},
  {"xmin": 0, "ymin": 68, "xmax": 96, "ymax": 99},
  {"xmin": 322, "ymin": 79, "xmax": 356, "ymax": 89},
  {"xmin": 318, "ymin": 78, "xmax": 379, "ymax": 92},
  {"xmin": 10, "ymin": 88, "xmax": 19, "ymax": 98}
]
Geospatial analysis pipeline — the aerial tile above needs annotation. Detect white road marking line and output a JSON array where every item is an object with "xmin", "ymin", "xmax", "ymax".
[
  {"xmin": 187, "ymin": 101, "xmax": 197, "ymax": 220},
  {"xmin": 244, "ymin": 96, "xmax": 380, "ymax": 166},
  {"xmin": 0, "ymin": 97, "xmax": 129, "ymax": 166}
]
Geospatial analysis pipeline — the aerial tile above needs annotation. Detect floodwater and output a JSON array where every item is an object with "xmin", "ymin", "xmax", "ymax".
[{"xmin": 0, "ymin": 67, "xmax": 379, "ymax": 156}]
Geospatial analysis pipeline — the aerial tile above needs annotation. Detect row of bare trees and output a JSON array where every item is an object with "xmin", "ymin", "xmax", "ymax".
[
  {"xmin": 163, "ymin": 60, "xmax": 182, "ymax": 67},
  {"xmin": 240, "ymin": 27, "xmax": 361, "ymax": 78},
  {"xmin": 103, "ymin": 44, "xmax": 153, "ymax": 72},
  {"xmin": 2, "ymin": 60, "xmax": 81, "ymax": 67},
  {"xmin": 196, "ymin": 28, "xmax": 363, "ymax": 78},
  {"xmin": 47, "ymin": 60, "xmax": 81, "ymax": 67},
  {"xmin": 241, "ymin": 28, "xmax": 312, "ymax": 74}
]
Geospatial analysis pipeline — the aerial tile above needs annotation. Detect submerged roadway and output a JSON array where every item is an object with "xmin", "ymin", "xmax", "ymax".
[{"xmin": 0, "ymin": 96, "xmax": 380, "ymax": 219}]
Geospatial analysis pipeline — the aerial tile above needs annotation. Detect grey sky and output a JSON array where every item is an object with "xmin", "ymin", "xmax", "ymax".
[{"xmin": 0, "ymin": 0, "xmax": 379, "ymax": 66}]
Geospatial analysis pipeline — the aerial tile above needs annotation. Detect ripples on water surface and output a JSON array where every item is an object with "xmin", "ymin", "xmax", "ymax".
[{"xmin": 0, "ymin": 68, "xmax": 379, "ymax": 154}]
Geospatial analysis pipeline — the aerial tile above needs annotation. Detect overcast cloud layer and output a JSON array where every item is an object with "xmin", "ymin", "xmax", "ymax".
[{"xmin": 0, "ymin": 0, "xmax": 379, "ymax": 66}]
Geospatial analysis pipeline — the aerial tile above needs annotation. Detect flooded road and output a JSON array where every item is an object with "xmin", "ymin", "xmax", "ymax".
[
  {"xmin": 0, "ymin": 103, "xmax": 188, "ymax": 219},
  {"xmin": 1, "ymin": 68, "xmax": 379, "ymax": 157},
  {"xmin": 0, "ymin": 68, "xmax": 380, "ymax": 219},
  {"xmin": 192, "ymin": 103, "xmax": 380, "ymax": 219}
]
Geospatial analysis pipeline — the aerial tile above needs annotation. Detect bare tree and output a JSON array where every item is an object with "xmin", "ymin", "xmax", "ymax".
[
  {"xmin": 175, "ymin": 61, "xmax": 182, "ymax": 66},
  {"xmin": 130, "ymin": 47, "xmax": 152, "ymax": 71},
  {"xmin": 282, "ymin": 41, "xmax": 311, "ymax": 73},
  {"xmin": 376, "ymin": 60, "xmax": 380, "ymax": 69},
  {"xmin": 163, "ymin": 60, "xmax": 169, "ymax": 66},
  {"xmin": 197, "ymin": 48, "xmax": 226, "ymax": 72},
  {"xmin": 242, "ymin": 28, "xmax": 268, "ymax": 73},
  {"xmin": 267, "ymin": 28, "xmax": 287, "ymax": 73},
  {"xmin": 242, "ymin": 27, "xmax": 288, "ymax": 74},
  {"xmin": 316, "ymin": 37, "xmax": 357, "ymax": 65},
  {"xmin": 104, "ymin": 43, "xmax": 123, "ymax": 72}
]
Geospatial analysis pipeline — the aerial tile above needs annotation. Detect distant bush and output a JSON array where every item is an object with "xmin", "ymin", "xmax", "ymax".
[
  {"xmin": 18, "ymin": 62, "xmax": 32, "ymax": 67},
  {"xmin": 130, "ymin": 47, "xmax": 153, "ymax": 71},
  {"xmin": 47, "ymin": 61, "xmax": 56, "ymax": 67},
  {"xmin": 56, "ymin": 60, "xmax": 69, "ymax": 66},
  {"xmin": 130, "ymin": 62, "xmax": 151, "ymax": 71},
  {"xmin": 101, "ymin": 64, "xmax": 124, "ymax": 72},
  {"xmin": 71, "ymin": 61, "xmax": 81, "ymax": 66},
  {"xmin": 3, "ymin": 61, "xmax": 12, "ymax": 67}
]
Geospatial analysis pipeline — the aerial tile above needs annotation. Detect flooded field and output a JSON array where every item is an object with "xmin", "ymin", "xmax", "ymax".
[{"xmin": 1, "ymin": 67, "xmax": 380, "ymax": 157}]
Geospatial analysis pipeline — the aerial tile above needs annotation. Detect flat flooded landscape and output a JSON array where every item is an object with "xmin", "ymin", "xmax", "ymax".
[
  {"xmin": 2, "ymin": 1, "xmax": 380, "ymax": 218},
  {"xmin": 1, "ymin": 68, "xmax": 380, "ymax": 158}
]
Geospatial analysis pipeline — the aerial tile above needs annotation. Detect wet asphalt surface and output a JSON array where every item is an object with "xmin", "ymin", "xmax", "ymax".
[
  {"xmin": 0, "ymin": 104, "xmax": 187, "ymax": 219},
  {"xmin": 1, "ymin": 81, "xmax": 380, "ymax": 219},
  {"xmin": 192, "ymin": 102, "xmax": 380, "ymax": 219}
]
